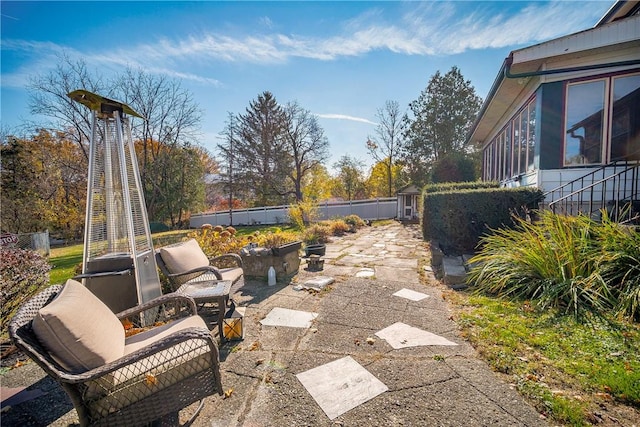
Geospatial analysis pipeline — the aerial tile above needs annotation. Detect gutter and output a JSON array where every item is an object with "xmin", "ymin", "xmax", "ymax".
[
  {"xmin": 464, "ymin": 59, "xmax": 507, "ymax": 146},
  {"xmin": 504, "ymin": 53, "xmax": 640, "ymax": 79}
]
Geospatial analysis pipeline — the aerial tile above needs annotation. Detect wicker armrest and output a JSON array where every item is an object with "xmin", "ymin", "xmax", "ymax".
[
  {"xmin": 209, "ymin": 253, "xmax": 243, "ymax": 268},
  {"xmin": 116, "ymin": 293, "xmax": 198, "ymax": 325},
  {"xmin": 167, "ymin": 265, "xmax": 223, "ymax": 281}
]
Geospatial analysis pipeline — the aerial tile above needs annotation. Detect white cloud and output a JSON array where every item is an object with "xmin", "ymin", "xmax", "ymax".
[
  {"xmin": 1, "ymin": 1, "xmax": 606, "ymax": 89},
  {"xmin": 316, "ymin": 114, "xmax": 377, "ymax": 126}
]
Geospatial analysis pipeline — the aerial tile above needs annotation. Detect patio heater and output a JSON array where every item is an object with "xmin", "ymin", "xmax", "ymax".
[{"xmin": 69, "ymin": 90, "xmax": 162, "ymax": 314}]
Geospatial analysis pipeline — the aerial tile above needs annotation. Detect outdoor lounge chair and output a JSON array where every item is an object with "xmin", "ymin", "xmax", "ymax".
[
  {"xmin": 155, "ymin": 239, "xmax": 244, "ymax": 342},
  {"xmin": 155, "ymin": 239, "xmax": 244, "ymax": 290},
  {"xmin": 9, "ymin": 279, "xmax": 223, "ymax": 427}
]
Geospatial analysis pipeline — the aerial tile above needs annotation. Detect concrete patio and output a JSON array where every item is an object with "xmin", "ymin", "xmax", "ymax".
[{"xmin": 1, "ymin": 222, "xmax": 547, "ymax": 426}]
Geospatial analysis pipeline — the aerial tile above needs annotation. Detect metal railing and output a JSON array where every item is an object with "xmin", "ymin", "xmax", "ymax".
[{"xmin": 545, "ymin": 160, "xmax": 640, "ymax": 223}]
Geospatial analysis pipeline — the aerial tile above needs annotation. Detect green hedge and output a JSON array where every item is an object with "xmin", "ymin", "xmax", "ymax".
[
  {"xmin": 422, "ymin": 187, "xmax": 543, "ymax": 254},
  {"xmin": 423, "ymin": 181, "xmax": 499, "ymax": 194}
]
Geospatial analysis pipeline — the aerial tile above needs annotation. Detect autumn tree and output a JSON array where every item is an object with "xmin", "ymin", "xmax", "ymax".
[
  {"xmin": 283, "ymin": 102, "xmax": 330, "ymax": 201},
  {"xmin": 366, "ymin": 100, "xmax": 404, "ymax": 197},
  {"xmin": 333, "ymin": 155, "xmax": 366, "ymax": 201},
  {"xmin": 302, "ymin": 164, "xmax": 335, "ymax": 202},
  {"xmin": 366, "ymin": 159, "xmax": 403, "ymax": 198},
  {"xmin": 402, "ymin": 66, "xmax": 482, "ymax": 186},
  {"xmin": 1, "ymin": 129, "xmax": 86, "ymax": 238}
]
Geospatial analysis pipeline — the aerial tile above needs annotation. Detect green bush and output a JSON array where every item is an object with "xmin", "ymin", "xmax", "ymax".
[
  {"xmin": 188, "ymin": 225, "xmax": 249, "ymax": 258},
  {"xmin": 430, "ymin": 153, "xmax": 477, "ymax": 183},
  {"xmin": 343, "ymin": 214, "xmax": 366, "ymax": 231},
  {"xmin": 468, "ymin": 210, "xmax": 640, "ymax": 321},
  {"xmin": 1, "ymin": 248, "xmax": 51, "ymax": 339},
  {"xmin": 328, "ymin": 219, "xmax": 351, "ymax": 236},
  {"xmin": 302, "ymin": 223, "xmax": 332, "ymax": 245}
]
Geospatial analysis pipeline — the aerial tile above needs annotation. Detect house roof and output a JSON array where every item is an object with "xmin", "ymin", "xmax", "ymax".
[
  {"xmin": 397, "ymin": 184, "xmax": 421, "ymax": 195},
  {"xmin": 466, "ymin": 0, "xmax": 640, "ymax": 148}
]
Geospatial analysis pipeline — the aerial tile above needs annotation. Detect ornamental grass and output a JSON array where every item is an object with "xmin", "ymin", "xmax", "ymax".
[{"xmin": 468, "ymin": 210, "xmax": 640, "ymax": 321}]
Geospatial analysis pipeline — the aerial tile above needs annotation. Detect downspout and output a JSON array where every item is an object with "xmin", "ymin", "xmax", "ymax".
[{"xmin": 504, "ymin": 52, "xmax": 640, "ymax": 79}]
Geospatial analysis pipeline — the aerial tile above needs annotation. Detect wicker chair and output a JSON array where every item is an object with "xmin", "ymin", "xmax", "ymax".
[
  {"xmin": 156, "ymin": 239, "xmax": 245, "ymax": 343},
  {"xmin": 155, "ymin": 239, "xmax": 244, "ymax": 290},
  {"xmin": 9, "ymin": 281, "xmax": 223, "ymax": 427}
]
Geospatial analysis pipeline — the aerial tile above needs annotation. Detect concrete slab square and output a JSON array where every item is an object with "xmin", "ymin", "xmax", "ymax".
[
  {"xmin": 355, "ymin": 268, "xmax": 375, "ymax": 278},
  {"xmin": 260, "ymin": 307, "xmax": 318, "ymax": 328},
  {"xmin": 375, "ymin": 322, "xmax": 458, "ymax": 349},
  {"xmin": 393, "ymin": 288, "xmax": 429, "ymax": 301},
  {"xmin": 301, "ymin": 276, "xmax": 335, "ymax": 290},
  {"xmin": 296, "ymin": 356, "xmax": 388, "ymax": 420},
  {"xmin": 372, "ymin": 266, "xmax": 419, "ymax": 283}
]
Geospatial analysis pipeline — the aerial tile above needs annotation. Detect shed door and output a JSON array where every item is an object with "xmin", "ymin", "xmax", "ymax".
[{"xmin": 404, "ymin": 195, "xmax": 413, "ymax": 218}]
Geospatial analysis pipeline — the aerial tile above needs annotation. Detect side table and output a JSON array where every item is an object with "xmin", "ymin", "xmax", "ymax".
[{"xmin": 176, "ymin": 280, "xmax": 232, "ymax": 343}]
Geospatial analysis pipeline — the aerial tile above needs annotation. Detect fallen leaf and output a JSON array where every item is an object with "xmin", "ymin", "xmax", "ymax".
[
  {"xmin": 121, "ymin": 319, "xmax": 133, "ymax": 330},
  {"xmin": 13, "ymin": 360, "xmax": 23, "ymax": 368},
  {"xmin": 366, "ymin": 337, "xmax": 375, "ymax": 345},
  {"xmin": 255, "ymin": 359, "xmax": 265, "ymax": 366},
  {"xmin": 224, "ymin": 388, "xmax": 234, "ymax": 399},
  {"xmin": 145, "ymin": 374, "xmax": 157, "ymax": 386}
]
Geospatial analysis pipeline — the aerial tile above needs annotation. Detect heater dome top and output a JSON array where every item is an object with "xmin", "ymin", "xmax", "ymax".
[{"xmin": 67, "ymin": 89, "xmax": 144, "ymax": 119}]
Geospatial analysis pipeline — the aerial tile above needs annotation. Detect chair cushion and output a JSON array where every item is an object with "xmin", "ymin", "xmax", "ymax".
[
  {"xmin": 160, "ymin": 239, "xmax": 209, "ymax": 274},
  {"xmin": 124, "ymin": 315, "xmax": 208, "ymax": 355},
  {"xmin": 32, "ymin": 279, "xmax": 125, "ymax": 373}
]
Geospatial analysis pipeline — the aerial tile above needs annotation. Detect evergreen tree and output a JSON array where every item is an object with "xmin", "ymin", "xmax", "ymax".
[
  {"xmin": 234, "ymin": 91, "xmax": 292, "ymax": 206},
  {"xmin": 402, "ymin": 66, "xmax": 482, "ymax": 186}
]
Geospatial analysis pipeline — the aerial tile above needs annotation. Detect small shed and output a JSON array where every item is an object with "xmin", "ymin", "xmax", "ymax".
[{"xmin": 397, "ymin": 185, "xmax": 421, "ymax": 222}]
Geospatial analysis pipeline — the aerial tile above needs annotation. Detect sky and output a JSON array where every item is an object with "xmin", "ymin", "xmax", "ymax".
[{"xmin": 1, "ymin": 1, "xmax": 613, "ymax": 172}]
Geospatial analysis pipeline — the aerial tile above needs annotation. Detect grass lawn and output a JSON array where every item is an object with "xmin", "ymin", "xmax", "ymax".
[{"xmin": 444, "ymin": 290, "xmax": 640, "ymax": 426}]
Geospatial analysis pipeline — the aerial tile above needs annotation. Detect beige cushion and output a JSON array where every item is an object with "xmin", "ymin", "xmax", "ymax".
[
  {"xmin": 85, "ymin": 315, "xmax": 213, "ymax": 404},
  {"xmin": 124, "ymin": 315, "xmax": 208, "ymax": 355},
  {"xmin": 160, "ymin": 239, "xmax": 209, "ymax": 274},
  {"xmin": 32, "ymin": 279, "xmax": 125, "ymax": 373}
]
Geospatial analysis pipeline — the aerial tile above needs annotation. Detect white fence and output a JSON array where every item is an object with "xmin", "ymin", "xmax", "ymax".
[{"xmin": 190, "ymin": 198, "xmax": 398, "ymax": 228}]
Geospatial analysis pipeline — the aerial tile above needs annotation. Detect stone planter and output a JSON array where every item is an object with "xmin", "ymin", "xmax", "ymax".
[
  {"xmin": 240, "ymin": 242, "xmax": 302, "ymax": 281},
  {"xmin": 271, "ymin": 241, "xmax": 302, "ymax": 257}
]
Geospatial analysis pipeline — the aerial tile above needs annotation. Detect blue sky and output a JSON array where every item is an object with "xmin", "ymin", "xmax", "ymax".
[{"xmin": 1, "ymin": 1, "xmax": 612, "ymax": 172}]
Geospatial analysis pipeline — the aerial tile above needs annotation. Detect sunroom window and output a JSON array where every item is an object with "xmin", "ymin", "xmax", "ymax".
[
  {"xmin": 564, "ymin": 79, "xmax": 606, "ymax": 165},
  {"xmin": 610, "ymin": 73, "xmax": 640, "ymax": 161}
]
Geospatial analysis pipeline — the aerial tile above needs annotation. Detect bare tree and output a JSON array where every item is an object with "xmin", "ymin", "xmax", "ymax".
[
  {"xmin": 27, "ymin": 53, "xmax": 107, "ymax": 159},
  {"xmin": 366, "ymin": 100, "xmax": 404, "ymax": 197},
  {"xmin": 115, "ymin": 68, "xmax": 203, "ymax": 221},
  {"xmin": 283, "ymin": 102, "xmax": 330, "ymax": 201},
  {"xmin": 26, "ymin": 54, "xmax": 206, "ymax": 225}
]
